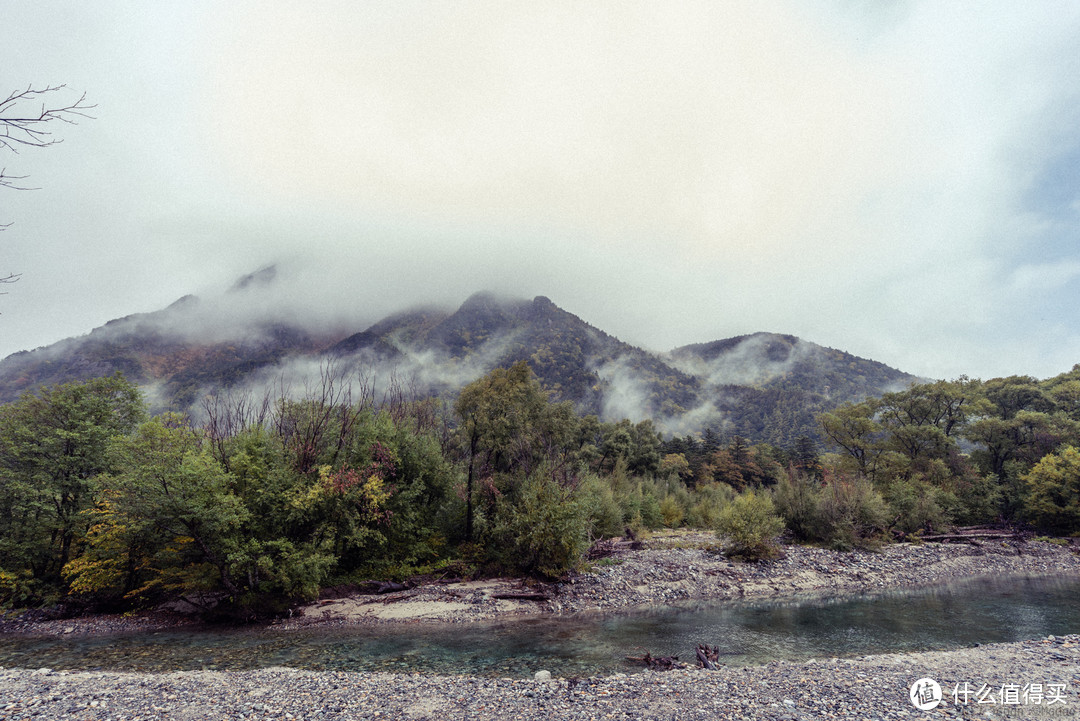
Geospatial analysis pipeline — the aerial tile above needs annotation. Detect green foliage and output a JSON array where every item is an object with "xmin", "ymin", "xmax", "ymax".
[
  {"xmin": 576, "ymin": 473, "xmax": 624, "ymax": 540},
  {"xmin": 773, "ymin": 471, "xmax": 821, "ymax": 542},
  {"xmin": 774, "ymin": 469, "xmax": 887, "ymax": 550},
  {"xmin": 1023, "ymin": 446, "xmax": 1080, "ymax": 535},
  {"xmin": 815, "ymin": 474, "xmax": 888, "ymax": 550},
  {"xmin": 659, "ymin": 494, "xmax": 685, "ymax": 528},
  {"xmin": 18, "ymin": 354, "xmax": 1080, "ymax": 615},
  {"xmin": 455, "ymin": 361, "xmax": 578, "ymax": 541},
  {"xmin": 0, "ymin": 373, "xmax": 144, "ymax": 601},
  {"xmin": 715, "ymin": 490, "xmax": 785, "ymax": 561},
  {"xmin": 684, "ymin": 482, "xmax": 734, "ymax": 529},
  {"xmin": 484, "ymin": 469, "xmax": 589, "ymax": 579},
  {"xmin": 879, "ymin": 477, "xmax": 952, "ymax": 536}
]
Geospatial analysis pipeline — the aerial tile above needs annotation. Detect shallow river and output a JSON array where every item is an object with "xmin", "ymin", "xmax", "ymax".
[{"xmin": 2, "ymin": 575, "xmax": 1078, "ymax": 677}]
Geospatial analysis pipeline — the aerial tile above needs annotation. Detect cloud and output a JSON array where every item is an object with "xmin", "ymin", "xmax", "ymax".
[{"xmin": 2, "ymin": 2, "xmax": 1080, "ymax": 384}]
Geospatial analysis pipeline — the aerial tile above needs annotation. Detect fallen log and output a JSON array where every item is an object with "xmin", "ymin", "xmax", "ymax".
[
  {"xmin": 920, "ymin": 532, "xmax": 1021, "ymax": 543},
  {"xmin": 626, "ymin": 648, "xmax": 685, "ymax": 671},
  {"xmin": 586, "ymin": 537, "xmax": 643, "ymax": 560},
  {"xmin": 695, "ymin": 644, "xmax": 720, "ymax": 670},
  {"xmin": 491, "ymin": 592, "xmax": 551, "ymax": 602},
  {"xmin": 350, "ymin": 580, "xmax": 411, "ymax": 595}
]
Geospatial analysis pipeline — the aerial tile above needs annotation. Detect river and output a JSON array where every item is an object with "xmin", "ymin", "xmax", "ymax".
[{"xmin": 2, "ymin": 575, "xmax": 1077, "ymax": 677}]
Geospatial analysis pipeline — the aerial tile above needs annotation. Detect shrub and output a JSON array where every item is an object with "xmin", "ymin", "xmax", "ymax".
[
  {"xmin": 947, "ymin": 473, "xmax": 1002, "ymax": 526},
  {"xmin": 881, "ymin": 477, "xmax": 952, "ymax": 536},
  {"xmin": 685, "ymin": 483, "xmax": 735, "ymax": 529},
  {"xmin": 715, "ymin": 490, "xmax": 785, "ymax": 561},
  {"xmin": 485, "ymin": 470, "xmax": 590, "ymax": 579},
  {"xmin": 817, "ymin": 475, "xmax": 888, "ymax": 550},
  {"xmin": 577, "ymin": 473, "xmax": 624, "ymax": 540},
  {"xmin": 659, "ymin": 495, "xmax": 685, "ymax": 528},
  {"xmin": 773, "ymin": 471, "xmax": 821, "ymax": 541}
]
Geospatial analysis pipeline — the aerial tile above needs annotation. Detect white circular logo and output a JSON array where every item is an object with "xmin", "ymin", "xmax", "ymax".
[{"xmin": 910, "ymin": 678, "xmax": 942, "ymax": 710}]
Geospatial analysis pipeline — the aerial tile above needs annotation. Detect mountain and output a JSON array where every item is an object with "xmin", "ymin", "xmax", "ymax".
[
  {"xmin": 664, "ymin": 333, "xmax": 919, "ymax": 444},
  {"xmin": 0, "ymin": 276, "xmax": 921, "ymax": 445},
  {"xmin": 329, "ymin": 292, "xmax": 700, "ymax": 419}
]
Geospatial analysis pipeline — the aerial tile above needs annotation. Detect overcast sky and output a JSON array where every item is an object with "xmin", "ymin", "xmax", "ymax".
[{"xmin": 3, "ymin": 2, "xmax": 1080, "ymax": 381}]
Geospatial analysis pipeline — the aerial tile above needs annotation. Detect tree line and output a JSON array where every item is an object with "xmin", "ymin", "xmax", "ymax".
[{"xmin": 1, "ymin": 363, "xmax": 1078, "ymax": 615}]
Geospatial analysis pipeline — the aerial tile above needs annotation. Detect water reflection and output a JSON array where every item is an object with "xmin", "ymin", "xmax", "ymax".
[{"xmin": 2, "ymin": 575, "xmax": 1077, "ymax": 677}]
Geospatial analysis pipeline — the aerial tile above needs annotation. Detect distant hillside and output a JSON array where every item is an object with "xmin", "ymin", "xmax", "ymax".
[
  {"xmin": 665, "ymin": 333, "xmax": 920, "ymax": 444},
  {"xmin": 0, "ymin": 272, "xmax": 921, "ymax": 445},
  {"xmin": 331, "ymin": 292, "xmax": 700, "ymax": 419}
]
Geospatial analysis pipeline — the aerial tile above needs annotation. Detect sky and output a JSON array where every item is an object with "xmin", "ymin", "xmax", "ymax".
[{"xmin": 3, "ymin": 1, "xmax": 1080, "ymax": 382}]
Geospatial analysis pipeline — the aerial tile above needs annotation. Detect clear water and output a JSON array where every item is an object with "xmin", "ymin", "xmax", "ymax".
[{"xmin": 2, "ymin": 575, "xmax": 1078, "ymax": 677}]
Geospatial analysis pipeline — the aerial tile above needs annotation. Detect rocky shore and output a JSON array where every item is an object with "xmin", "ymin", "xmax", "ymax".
[
  {"xmin": 4, "ymin": 534, "xmax": 1080, "ymax": 634},
  {"xmin": 2, "ymin": 635, "xmax": 1078, "ymax": 720},
  {"xmin": 283, "ymin": 533, "xmax": 1080, "ymax": 627},
  {"xmin": 1, "ymin": 535, "xmax": 1078, "ymax": 719}
]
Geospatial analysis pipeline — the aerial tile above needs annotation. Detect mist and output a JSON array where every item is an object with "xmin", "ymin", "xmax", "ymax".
[{"xmin": 3, "ymin": 3, "xmax": 1080, "ymax": 382}]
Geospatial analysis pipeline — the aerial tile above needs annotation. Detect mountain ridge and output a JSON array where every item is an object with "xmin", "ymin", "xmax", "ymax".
[{"xmin": 0, "ymin": 280, "xmax": 921, "ymax": 444}]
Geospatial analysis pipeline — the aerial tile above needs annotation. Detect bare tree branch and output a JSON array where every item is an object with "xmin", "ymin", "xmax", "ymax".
[
  {"xmin": 1, "ymin": 84, "xmax": 94, "ymax": 286},
  {"xmin": 0, "ymin": 85, "xmax": 96, "ymax": 154}
]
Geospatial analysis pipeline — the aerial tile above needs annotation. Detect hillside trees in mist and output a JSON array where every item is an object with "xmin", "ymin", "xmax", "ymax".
[
  {"xmin": 6, "ymin": 362, "xmax": 1080, "ymax": 614},
  {"xmin": 817, "ymin": 371, "xmax": 1080, "ymax": 536}
]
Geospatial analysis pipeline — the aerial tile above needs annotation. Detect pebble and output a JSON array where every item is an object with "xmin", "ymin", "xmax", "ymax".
[
  {"xmin": 0, "ymin": 636, "xmax": 1077, "ymax": 720},
  {"xmin": 2, "ymin": 535, "xmax": 1078, "ymax": 719}
]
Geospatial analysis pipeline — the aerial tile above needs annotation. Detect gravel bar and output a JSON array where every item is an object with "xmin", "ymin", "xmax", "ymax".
[
  {"xmin": 2, "ymin": 537, "xmax": 1078, "ymax": 719},
  {"xmin": 1, "ymin": 635, "xmax": 1079, "ymax": 720}
]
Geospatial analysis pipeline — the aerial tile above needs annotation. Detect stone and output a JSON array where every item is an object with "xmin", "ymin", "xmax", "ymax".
[{"xmin": 534, "ymin": 670, "xmax": 552, "ymax": 682}]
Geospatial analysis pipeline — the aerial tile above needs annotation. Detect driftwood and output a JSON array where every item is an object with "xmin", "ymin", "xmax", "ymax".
[
  {"xmin": 371, "ymin": 591, "xmax": 420, "ymax": 605},
  {"xmin": 695, "ymin": 644, "xmax": 720, "ymax": 670},
  {"xmin": 587, "ymin": 537, "xmax": 644, "ymax": 560},
  {"xmin": 372, "ymin": 581, "xmax": 409, "ymax": 594},
  {"xmin": 491, "ymin": 592, "xmax": 551, "ymax": 602},
  {"xmin": 920, "ymin": 533, "xmax": 1015, "ymax": 542},
  {"xmin": 920, "ymin": 526, "xmax": 1030, "ymax": 544},
  {"xmin": 626, "ymin": 649, "xmax": 684, "ymax": 671}
]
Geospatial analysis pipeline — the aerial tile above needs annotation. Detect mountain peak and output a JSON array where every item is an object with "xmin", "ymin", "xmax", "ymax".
[
  {"xmin": 0, "ymin": 289, "xmax": 920, "ymax": 444},
  {"xmin": 229, "ymin": 265, "xmax": 278, "ymax": 293}
]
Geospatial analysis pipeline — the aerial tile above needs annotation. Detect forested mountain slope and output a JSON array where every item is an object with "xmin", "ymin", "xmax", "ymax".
[{"xmin": 0, "ymin": 274, "xmax": 919, "ymax": 443}]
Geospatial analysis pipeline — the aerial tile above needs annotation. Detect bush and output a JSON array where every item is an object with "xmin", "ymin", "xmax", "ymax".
[
  {"xmin": 947, "ymin": 473, "xmax": 1002, "ymax": 526},
  {"xmin": 685, "ymin": 483, "xmax": 734, "ymax": 528},
  {"xmin": 715, "ymin": 490, "xmax": 785, "ymax": 561},
  {"xmin": 773, "ymin": 471, "xmax": 821, "ymax": 541},
  {"xmin": 577, "ymin": 473, "xmax": 624, "ymax": 540},
  {"xmin": 881, "ymin": 477, "xmax": 952, "ymax": 536},
  {"xmin": 659, "ymin": 495, "xmax": 685, "ymax": 528},
  {"xmin": 485, "ymin": 470, "xmax": 590, "ymax": 579},
  {"xmin": 817, "ymin": 475, "xmax": 888, "ymax": 550}
]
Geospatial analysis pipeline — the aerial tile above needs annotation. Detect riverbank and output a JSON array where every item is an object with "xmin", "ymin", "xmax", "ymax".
[
  {"xmin": 2, "ymin": 634, "xmax": 1078, "ymax": 719},
  {"xmin": 282, "ymin": 533, "xmax": 1080, "ymax": 627},
  {"xmin": 4, "ymin": 533, "xmax": 1079, "ymax": 635}
]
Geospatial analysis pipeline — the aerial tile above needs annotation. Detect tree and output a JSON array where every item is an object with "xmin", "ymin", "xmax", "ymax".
[
  {"xmin": 0, "ymin": 374, "xmax": 143, "ymax": 594},
  {"xmin": 791, "ymin": 435, "xmax": 821, "ymax": 479},
  {"xmin": 1, "ymin": 85, "xmax": 94, "ymax": 191},
  {"xmin": 1023, "ymin": 445, "xmax": 1080, "ymax": 534},
  {"xmin": 820, "ymin": 400, "xmax": 882, "ymax": 477},
  {"xmin": 2, "ymin": 84, "xmax": 94, "ymax": 285},
  {"xmin": 455, "ymin": 362, "xmax": 573, "ymax": 541}
]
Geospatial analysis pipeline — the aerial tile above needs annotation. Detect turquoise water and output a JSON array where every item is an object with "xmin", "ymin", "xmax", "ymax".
[{"xmin": 2, "ymin": 575, "xmax": 1078, "ymax": 677}]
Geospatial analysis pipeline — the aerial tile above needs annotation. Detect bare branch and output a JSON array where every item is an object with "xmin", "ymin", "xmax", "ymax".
[
  {"xmin": 0, "ymin": 167, "xmax": 37, "ymax": 191},
  {"xmin": 1, "ymin": 85, "xmax": 94, "ymax": 236},
  {"xmin": 0, "ymin": 84, "xmax": 96, "ymax": 154}
]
